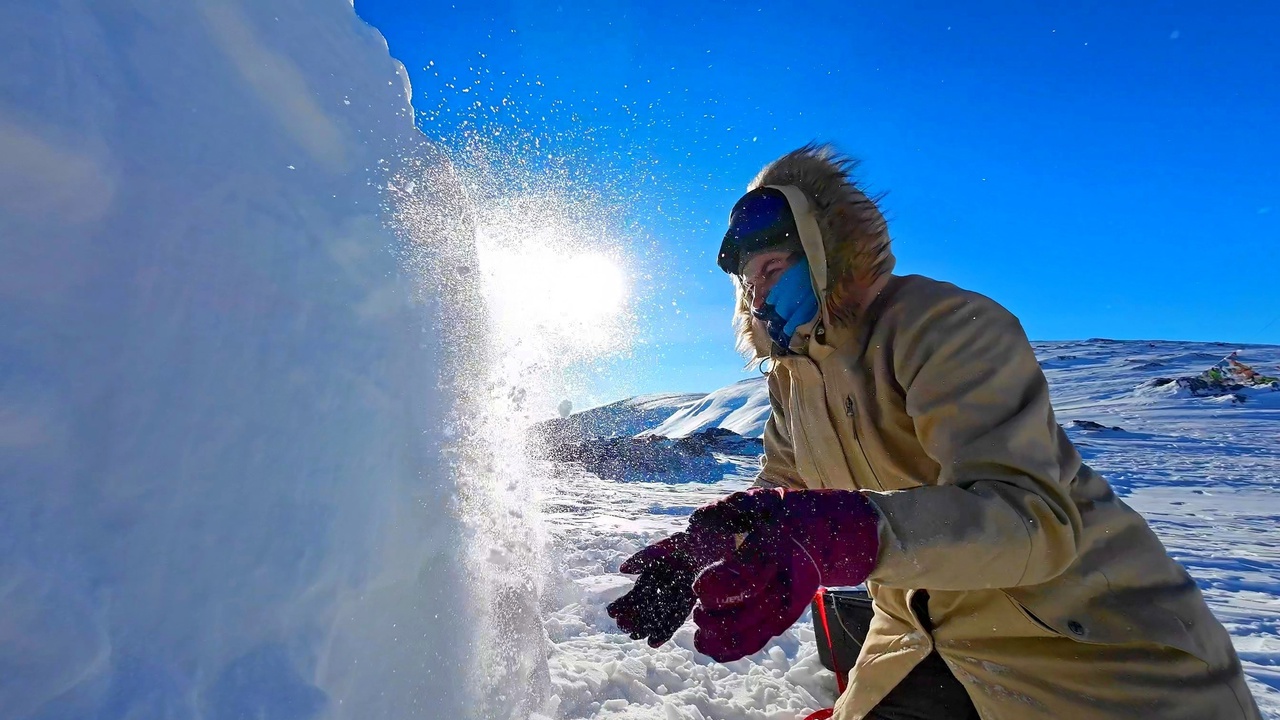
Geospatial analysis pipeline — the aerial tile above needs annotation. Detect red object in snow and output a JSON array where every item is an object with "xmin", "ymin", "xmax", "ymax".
[
  {"xmin": 803, "ymin": 591, "xmax": 839, "ymax": 720},
  {"xmin": 807, "ymin": 589, "xmax": 839, "ymax": 718},
  {"xmin": 813, "ymin": 588, "xmax": 847, "ymax": 693}
]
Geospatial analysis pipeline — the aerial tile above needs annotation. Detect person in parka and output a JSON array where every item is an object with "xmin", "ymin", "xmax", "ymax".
[{"xmin": 607, "ymin": 144, "xmax": 1262, "ymax": 720}]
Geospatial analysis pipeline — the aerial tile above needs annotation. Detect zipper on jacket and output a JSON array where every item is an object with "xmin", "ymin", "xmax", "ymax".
[
  {"xmin": 842, "ymin": 391, "xmax": 886, "ymax": 491},
  {"xmin": 823, "ymin": 276, "xmax": 905, "ymax": 494}
]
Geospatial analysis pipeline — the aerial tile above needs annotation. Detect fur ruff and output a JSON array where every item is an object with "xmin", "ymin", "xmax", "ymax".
[{"xmin": 732, "ymin": 144, "xmax": 896, "ymax": 361}]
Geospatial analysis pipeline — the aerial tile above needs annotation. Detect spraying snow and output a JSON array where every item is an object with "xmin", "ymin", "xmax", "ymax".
[{"xmin": 445, "ymin": 158, "xmax": 641, "ymax": 720}]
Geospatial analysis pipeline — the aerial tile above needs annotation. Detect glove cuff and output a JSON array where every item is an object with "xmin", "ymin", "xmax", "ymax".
[{"xmin": 788, "ymin": 489, "xmax": 881, "ymax": 587}]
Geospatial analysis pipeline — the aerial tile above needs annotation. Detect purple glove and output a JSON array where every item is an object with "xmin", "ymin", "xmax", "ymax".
[
  {"xmin": 607, "ymin": 530, "xmax": 737, "ymax": 648},
  {"xmin": 688, "ymin": 488, "xmax": 880, "ymax": 663}
]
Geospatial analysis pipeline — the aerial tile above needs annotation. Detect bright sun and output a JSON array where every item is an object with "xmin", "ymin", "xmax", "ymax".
[{"xmin": 478, "ymin": 240, "xmax": 629, "ymax": 353}]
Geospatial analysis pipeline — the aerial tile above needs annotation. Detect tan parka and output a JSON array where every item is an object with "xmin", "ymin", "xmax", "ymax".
[{"xmin": 739, "ymin": 146, "xmax": 1260, "ymax": 720}]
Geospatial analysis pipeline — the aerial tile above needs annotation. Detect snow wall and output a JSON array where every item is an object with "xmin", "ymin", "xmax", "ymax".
[{"xmin": 0, "ymin": 1, "xmax": 539, "ymax": 718}]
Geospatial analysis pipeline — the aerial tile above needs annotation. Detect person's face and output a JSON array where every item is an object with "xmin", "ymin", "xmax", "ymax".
[{"xmin": 739, "ymin": 249, "xmax": 800, "ymax": 311}]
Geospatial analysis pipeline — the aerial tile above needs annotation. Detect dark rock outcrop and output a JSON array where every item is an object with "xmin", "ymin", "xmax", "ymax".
[
  {"xmin": 1070, "ymin": 420, "xmax": 1124, "ymax": 432},
  {"xmin": 534, "ymin": 427, "xmax": 763, "ymax": 484}
]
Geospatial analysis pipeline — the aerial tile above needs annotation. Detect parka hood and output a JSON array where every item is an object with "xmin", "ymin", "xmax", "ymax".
[{"xmin": 732, "ymin": 144, "xmax": 896, "ymax": 360}]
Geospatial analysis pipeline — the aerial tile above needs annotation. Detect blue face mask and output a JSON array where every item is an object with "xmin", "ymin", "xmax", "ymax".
[{"xmin": 752, "ymin": 257, "xmax": 819, "ymax": 353}]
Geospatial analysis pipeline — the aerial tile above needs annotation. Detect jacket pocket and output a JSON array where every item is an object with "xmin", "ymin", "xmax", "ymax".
[{"xmin": 1002, "ymin": 592, "xmax": 1063, "ymax": 638}]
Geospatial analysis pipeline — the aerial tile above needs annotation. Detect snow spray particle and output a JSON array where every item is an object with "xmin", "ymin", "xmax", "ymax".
[{"xmin": 389, "ymin": 64, "xmax": 663, "ymax": 718}]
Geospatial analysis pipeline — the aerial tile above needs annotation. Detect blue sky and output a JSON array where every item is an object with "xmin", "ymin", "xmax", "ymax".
[{"xmin": 356, "ymin": 0, "xmax": 1279, "ymax": 403}]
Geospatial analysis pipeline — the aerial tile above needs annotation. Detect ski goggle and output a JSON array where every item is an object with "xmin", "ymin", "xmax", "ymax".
[{"xmin": 716, "ymin": 187, "xmax": 799, "ymax": 275}]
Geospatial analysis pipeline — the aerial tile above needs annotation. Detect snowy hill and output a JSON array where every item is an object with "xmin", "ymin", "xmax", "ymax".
[
  {"xmin": 531, "ymin": 381, "xmax": 769, "ymax": 485},
  {"xmin": 535, "ymin": 392, "xmax": 708, "ymax": 444},
  {"xmin": 549, "ymin": 340, "xmax": 1280, "ymax": 445},
  {"xmin": 646, "ymin": 377, "xmax": 771, "ymax": 439},
  {"xmin": 539, "ymin": 428, "xmax": 763, "ymax": 485},
  {"xmin": 535, "ymin": 339, "xmax": 1280, "ymax": 719},
  {"xmin": 535, "ymin": 378, "xmax": 770, "ymax": 444}
]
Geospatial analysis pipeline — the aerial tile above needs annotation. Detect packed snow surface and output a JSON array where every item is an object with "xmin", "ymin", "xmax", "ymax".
[
  {"xmin": 0, "ymin": 1, "xmax": 500, "ymax": 718},
  {"xmin": 536, "ymin": 340, "xmax": 1280, "ymax": 719}
]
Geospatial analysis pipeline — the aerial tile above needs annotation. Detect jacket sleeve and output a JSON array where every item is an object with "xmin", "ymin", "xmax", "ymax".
[
  {"xmin": 753, "ymin": 370, "xmax": 808, "ymax": 490},
  {"xmin": 864, "ymin": 292, "xmax": 1084, "ymax": 590}
]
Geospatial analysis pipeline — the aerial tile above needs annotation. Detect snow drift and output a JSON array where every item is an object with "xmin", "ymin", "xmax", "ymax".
[{"xmin": 0, "ymin": 1, "xmax": 507, "ymax": 718}]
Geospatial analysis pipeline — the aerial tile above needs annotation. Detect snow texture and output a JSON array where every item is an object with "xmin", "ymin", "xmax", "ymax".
[
  {"xmin": 537, "ymin": 341, "xmax": 1280, "ymax": 719},
  {"xmin": 0, "ymin": 1, "xmax": 494, "ymax": 718}
]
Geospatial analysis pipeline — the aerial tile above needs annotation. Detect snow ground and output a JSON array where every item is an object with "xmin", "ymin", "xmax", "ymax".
[{"xmin": 535, "ymin": 340, "xmax": 1280, "ymax": 719}]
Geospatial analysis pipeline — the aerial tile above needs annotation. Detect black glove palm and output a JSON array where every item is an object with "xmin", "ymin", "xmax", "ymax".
[{"xmin": 606, "ymin": 531, "xmax": 735, "ymax": 648}]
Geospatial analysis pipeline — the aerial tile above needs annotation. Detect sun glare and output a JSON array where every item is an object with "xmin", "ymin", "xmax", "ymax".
[{"xmin": 478, "ymin": 238, "xmax": 629, "ymax": 354}]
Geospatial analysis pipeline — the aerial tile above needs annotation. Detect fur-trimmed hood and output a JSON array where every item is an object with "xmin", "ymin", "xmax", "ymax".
[{"xmin": 733, "ymin": 144, "xmax": 896, "ymax": 360}]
